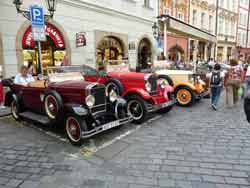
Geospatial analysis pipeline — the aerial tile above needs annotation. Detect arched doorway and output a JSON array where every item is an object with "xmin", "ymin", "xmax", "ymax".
[
  {"xmin": 96, "ymin": 36, "xmax": 125, "ymax": 71},
  {"xmin": 137, "ymin": 38, "xmax": 152, "ymax": 71},
  {"xmin": 168, "ymin": 45, "xmax": 185, "ymax": 62},
  {"xmin": 22, "ymin": 22, "xmax": 66, "ymax": 73},
  {"xmin": 16, "ymin": 21, "xmax": 70, "ymax": 75}
]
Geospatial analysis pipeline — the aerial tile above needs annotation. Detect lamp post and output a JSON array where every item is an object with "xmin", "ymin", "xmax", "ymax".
[
  {"xmin": 13, "ymin": 0, "xmax": 57, "ymax": 74},
  {"xmin": 152, "ymin": 22, "xmax": 160, "ymax": 40}
]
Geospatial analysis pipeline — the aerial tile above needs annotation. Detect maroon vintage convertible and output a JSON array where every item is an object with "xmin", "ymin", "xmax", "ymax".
[
  {"xmin": 4, "ymin": 71, "xmax": 132, "ymax": 145},
  {"xmin": 48, "ymin": 64, "xmax": 175, "ymax": 123}
]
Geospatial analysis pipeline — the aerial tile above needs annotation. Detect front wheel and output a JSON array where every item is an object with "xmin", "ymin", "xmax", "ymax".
[
  {"xmin": 126, "ymin": 95, "xmax": 148, "ymax": 124},
  {"xmin": 65, "ymin": 114, "xmax": 88, "ymax": 146},
  {"xmin": 175, "ymin": 87, "xmax": 195, "ymax": 106}
]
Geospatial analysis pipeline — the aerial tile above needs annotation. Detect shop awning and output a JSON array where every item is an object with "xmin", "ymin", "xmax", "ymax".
[{"xmin": 158, "ymin": 15, "xmax": 217, "ymax": 43}]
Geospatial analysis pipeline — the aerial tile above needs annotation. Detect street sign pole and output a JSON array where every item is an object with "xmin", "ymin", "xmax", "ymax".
[
  {"xmin": 37, "ymin": 41, "xmax": 43, "ymax": 74},
  {"xmin": 30, "ymin": 5, "xmax": 46, "ymax": 75}
]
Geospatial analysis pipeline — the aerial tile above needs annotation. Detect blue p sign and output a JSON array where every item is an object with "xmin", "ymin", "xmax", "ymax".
[{"xmin": 30, "ymin": 6, "xmax": 44, "ymax": 26}]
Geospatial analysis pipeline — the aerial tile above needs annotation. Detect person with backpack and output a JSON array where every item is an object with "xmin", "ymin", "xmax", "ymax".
[
  {"xmin": 226, "ymin": 59, "xmax": 244, "ymax": 107},
  {"xmin": 207, "ymin": 63, "xmax": 225, "ymax": 110}
]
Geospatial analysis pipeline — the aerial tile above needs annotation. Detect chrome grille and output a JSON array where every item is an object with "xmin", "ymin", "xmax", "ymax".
[
  {"xmin": 148, "ymin": 74, "xmax": 157, "ymax": 96},
  {"xmin": 90, "ymin": 85, "xmax": 106, "ymax": 114}
]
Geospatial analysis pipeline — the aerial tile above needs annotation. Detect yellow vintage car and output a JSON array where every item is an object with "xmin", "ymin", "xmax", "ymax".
[{"xmin": 156, "ymin": 69, "xmax": 208, "ymax": 106}]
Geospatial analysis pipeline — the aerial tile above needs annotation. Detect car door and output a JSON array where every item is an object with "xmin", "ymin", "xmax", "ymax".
[{"xmin": 21, "ymin": 86, "xmax": 45, "ymax": 113}]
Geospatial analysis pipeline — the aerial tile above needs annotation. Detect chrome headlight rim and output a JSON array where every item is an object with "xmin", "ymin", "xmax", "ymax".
[
  {"xmin": 109, "ymin": 89, "xmax": 118, "ymax": 102},
  {"xmin": 145, "ymin": 81, "xmax": 152, "ymax": 92},
  {"xmin": 85, "ymin": 95, "xmax": 95, "ymax": 107}
]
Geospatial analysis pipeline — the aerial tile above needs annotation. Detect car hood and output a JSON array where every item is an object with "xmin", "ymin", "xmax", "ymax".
[
  {"xmin": 49, "ymin": 79, "xmax": 100, "ymax": 89},
  {"xmin": 108, "ymin": 71, "xmax": 145, "ymax": 80},
  {"xmin": 156, "ymin": 69, "xmax": 194, "ymax": 75}
]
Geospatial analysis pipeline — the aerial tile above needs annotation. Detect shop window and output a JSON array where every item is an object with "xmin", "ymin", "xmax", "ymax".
[{"xmin": 96, "ymin": 36, "xmax": 124, "ymax": 71}]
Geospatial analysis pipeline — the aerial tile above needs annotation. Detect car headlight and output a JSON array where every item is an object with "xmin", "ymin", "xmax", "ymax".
[
  {"xmin": 145, "ymin": 81, "xmax": 152, "ymax": 92},
  {"xmin": 85, "ymin": 95, "xmax": 95, "ymax": 107},
  {"xmin": 109, "ymin": 89, "xmax": 118, "ymax": 102},
  {"xmin": 159, "ymin": 79, "xmax": 169, "ymax": 89}
]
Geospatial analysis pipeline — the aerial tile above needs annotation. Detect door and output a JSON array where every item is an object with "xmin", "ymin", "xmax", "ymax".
[{"xmin": 21, "ymin": 87, "xmax": 45, "ymax": 113}]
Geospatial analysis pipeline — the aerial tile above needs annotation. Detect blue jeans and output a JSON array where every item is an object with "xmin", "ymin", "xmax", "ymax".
[{"xmin": 211, "ymin": 86, "xmax": 222, "ymax": 106}]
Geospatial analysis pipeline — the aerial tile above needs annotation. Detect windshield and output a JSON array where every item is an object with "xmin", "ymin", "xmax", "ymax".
[{"xmin": 46, "ymin": 66, "xmax": 85, "ymax": 83}]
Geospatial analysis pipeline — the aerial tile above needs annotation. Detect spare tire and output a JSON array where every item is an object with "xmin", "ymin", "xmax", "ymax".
[
  {"xmin": 158, "ymin": 75, "xmax": 174, "ymax": 86},
  {"xmin": 105, "ymin": 79, "xmax": 124, "ymax": 96},
  {"xmin": 44, "ymin": 91, "xmax": 63, "ymax": 120}
]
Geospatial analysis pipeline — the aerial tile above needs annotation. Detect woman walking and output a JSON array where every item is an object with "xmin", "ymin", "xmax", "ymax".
[{"xmin": 226, "ymin": 59, "xmax": 244, "ymax": 107}]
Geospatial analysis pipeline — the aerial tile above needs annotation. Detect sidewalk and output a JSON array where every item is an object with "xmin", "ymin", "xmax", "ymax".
[{"xmin": 0, "ymin": 107, "xmax": 11, "ymax": 117}]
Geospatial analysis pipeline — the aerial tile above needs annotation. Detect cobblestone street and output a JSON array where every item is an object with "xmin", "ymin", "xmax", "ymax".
[{"xmin": 0, "ymin": 97, "xmax": 250, "ymax": 188}]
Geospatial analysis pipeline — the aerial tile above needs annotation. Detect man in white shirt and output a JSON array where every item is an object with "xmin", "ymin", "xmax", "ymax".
[{"xmin": 14, "ymin": 65, "xmax": 35, "ymax": 86}]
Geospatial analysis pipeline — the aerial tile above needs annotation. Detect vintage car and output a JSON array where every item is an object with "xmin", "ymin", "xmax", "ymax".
[
  {"xmin": 156, "ymin": 69, "xmax": 208, "ymax": 106},
  {"xmin": 141, "ymin": 61, "xmax": 208, "ymax": 106},
  {"xmin": 4, "ymin": 71, "xmax": 133, "ymax": 145},
  {"xmin": 48, "ymin": 64, "xmax": 175, "ymax": 123}
]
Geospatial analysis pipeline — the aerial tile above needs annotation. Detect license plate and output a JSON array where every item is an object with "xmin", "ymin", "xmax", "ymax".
[
  {"xmin": 161, "ymin": 100, "xmax": 175, "ymax": 108},
  {"xmin": 102, "ymin": 120, "xmax": 120, "ymax": 130}
]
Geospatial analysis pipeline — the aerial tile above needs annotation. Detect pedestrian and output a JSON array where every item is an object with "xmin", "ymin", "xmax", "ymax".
[
  {"xmin": 244, "ymin": 60, "xmax": 250, "ymax": 96},
  {"xmin": 207, "ymin": 63, "xmax": 225, "ymax": 110},
  {"xmin": 225, "ymin": 59, "xmax": 244, "ymax": 107}
]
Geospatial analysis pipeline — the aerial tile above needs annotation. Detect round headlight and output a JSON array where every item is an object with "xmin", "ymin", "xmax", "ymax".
[
  {"xmin": 85, "ymin": 95, "xmax": 95, "ymax": 107},
  {"xmin": 145, "ymin": 81, "xmax": 152, "ymax": 92},
  {"xmin": 160, "ymin": 79, "xmax": 169, "ymax": 89},
  {"xmin": 109, "ymin": 89, "xmax": 118, "ymax": 102}
]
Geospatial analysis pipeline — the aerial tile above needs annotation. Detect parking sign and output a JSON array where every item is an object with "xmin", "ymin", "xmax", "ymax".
[{"xmin": 30, "ymin": 5, "xmax": 46, "ymax": 41}]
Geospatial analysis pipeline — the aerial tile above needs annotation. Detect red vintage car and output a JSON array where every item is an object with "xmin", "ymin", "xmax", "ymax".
[
  {"xmin": 4, "ymin": 71, "xmax": 132, "ymax": 145},
  {"xmin": 49, "ymin": 65, "xmax": 175, "ymax": 123}
]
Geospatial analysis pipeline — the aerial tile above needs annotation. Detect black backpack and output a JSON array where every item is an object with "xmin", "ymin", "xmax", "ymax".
[{"xmin": 210, "ymin": 71, "xmax": 221, "ymax": 86}]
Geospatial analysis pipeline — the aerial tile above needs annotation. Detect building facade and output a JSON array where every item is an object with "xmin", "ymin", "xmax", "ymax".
[
  {"xmin": 237, "ymin": 0, "xmax": 250, "ymax": 62},
  {"xmin": 0, "ymin": 0, "xmax": 157, "ymax": 77},
  {"xmin": 159, "ymin": 0, "xmax": 189, "ymax": 62},
  {"xmin": 189, "ymin": 0, "xmax": 217, "ymax": 61},
  {"xmin": 216, "ymin": 0, "xmax": 238, "ymax": 62}
]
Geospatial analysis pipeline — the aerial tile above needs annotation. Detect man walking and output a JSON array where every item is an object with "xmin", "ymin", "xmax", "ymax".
[{"xmin": 207, "ymin": 63, "xmax": 225, "ymax": 110}]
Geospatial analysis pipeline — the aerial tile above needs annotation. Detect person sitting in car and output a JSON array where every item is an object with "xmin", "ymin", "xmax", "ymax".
[{"xmin": 14, "ymin": 65, "xmax": 35, "ymax": 86}]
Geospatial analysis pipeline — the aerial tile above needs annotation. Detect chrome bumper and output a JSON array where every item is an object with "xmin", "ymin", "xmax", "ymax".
[
  {"xmin": 81, "ymin": 116, "xmax": 133, "ymax": 138},
  {"xmin": 148, "ymin": 99, "xmax": 176, "ymax": 112},
  {"xmin": 195, "ymin": 90, "xmax": 210, "ymax": 99}
]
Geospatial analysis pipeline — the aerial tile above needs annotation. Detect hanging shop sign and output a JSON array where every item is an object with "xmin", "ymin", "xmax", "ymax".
[
  {"xmin": 76, "ymin": 32, "xmax": 86, "ymax": 47},
  {"xmin": 22, "ymin": 22, "xmax": 65, "ymax": 49}
]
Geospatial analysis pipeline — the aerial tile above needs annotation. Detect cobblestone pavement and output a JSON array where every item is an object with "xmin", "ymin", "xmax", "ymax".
[{"xmin": 0, "ymin": 97, "xmax": 250, "ymax": 188}]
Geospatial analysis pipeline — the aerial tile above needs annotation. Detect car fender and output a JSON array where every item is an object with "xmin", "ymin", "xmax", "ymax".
[
  {"xmin": 64, "ymin": 103, "xmax": 89, "ymax": 116},
  {"xmin": 4, "ymin": 91, "xmax": 14, "ymax": 106},
  {"xmin": 123, "ymin": 88, "xmax": 152, "ymax": 100},
  {"xmin": 174, "ymin": 83, "xmax": 196, "ymax": 92}
]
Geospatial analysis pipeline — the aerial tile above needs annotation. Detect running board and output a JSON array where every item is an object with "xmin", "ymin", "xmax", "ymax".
[{"xmin": 19, "ymin": 111, "xmax": 50, "ymax": 124}]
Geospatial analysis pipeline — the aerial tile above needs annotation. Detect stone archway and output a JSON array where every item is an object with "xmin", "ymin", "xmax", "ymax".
[
  {"xmin": 95, "ymin": 33, "xmax": 127, "ymax": 71},
  {"xmin": 168, "ymin": 44, "xmax": 185, "ymax": 62},
  {"xmin": 15, "ymin": 19, "xmax": 71, "ymax": 72},
  {"xmin": 137, "ymin": 38, "xmax": 152, "ymax": 71}
]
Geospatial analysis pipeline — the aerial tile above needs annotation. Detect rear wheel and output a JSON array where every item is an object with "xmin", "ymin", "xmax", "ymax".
[
  {"xmin": 11, "ymin": 100, "xmax": 20, "ymax": 121},
  {"xmin": 65, "ymin": 114, "xmax": 88, "ymax": 146},
  {"xmin": 126, "ymin": 95, "xmax": 148, "ymax": 124},
  {"xmin": 44, "ymin": 91, "xmax": 63, "ymax": 121},
  {"xmin": 176, "ymin": 87, "xmax": 195, "ymax": 106}
]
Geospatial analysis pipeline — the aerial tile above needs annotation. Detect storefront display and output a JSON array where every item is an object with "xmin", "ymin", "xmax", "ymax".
[
  {"xmin": 22, "ymin": 22, "xmax": 66, "ymax": 73},
  {"xmin": 96, "ymin": 36, "xmax": 124, "ymax": 70}
]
